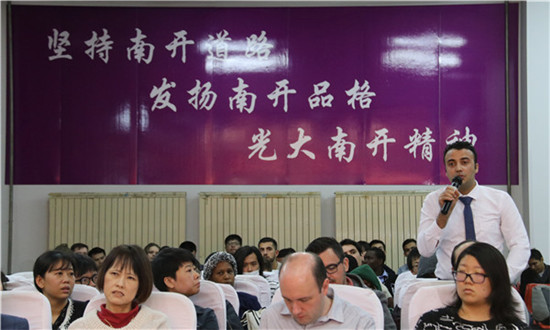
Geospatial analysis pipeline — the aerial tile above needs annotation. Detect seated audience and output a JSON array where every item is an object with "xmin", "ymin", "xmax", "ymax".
[
  {"xmin": 70, "ymin": 243, "xmax": 89, "ymax": 256},
  {"xmin": 179, "ymin": 241, "xmax": 198, "ymax": 257},
  {"xmin": 69, "ymin": 244, "xmax": 168, "ymax": 329},
  {"xmin": 235, "ymin": 246, "xmax": 279, "ymax": 298},
  {"xmin": 406, "ymin": 247, "xmax": 421, "ymax": 276},
  {"xmin": 416, "ymin": 242, "xmax": 527, "ymax": 329},
  {"xmin": 258, "ymin": 237, "xmax": 281, "ymax": 285},
  {"xmin": 151, "ymin": 247, "xmax": 229, "ymax": 330},
  {"xmin": 259, "ymin": 252, "xmax": 375, "ymax": 329},
  {"xmin": 520, "ymin": 248, "xmax": 550, "ymax": 297},
  {"xmin": 305, "ymin": 237, "xmax": 396, "ymax": 329},
  {"xmin": 33, "ymin": 250, "xmax": 87, "ymax": 329},
  {"xmin": 143, "ymin": 242, "xmax": 160, "ymax": 262},
  {"xmin": 73, "ymin": 254, "xmax": 98, "ymax": 288},
  {"xmin": 364, "ymin": 247, "xmax": 397, "ymax": 296},
  {"xmin": 393, "ymin": 247, "xmax": 421, "ymax": 308},
  {"xmin": 369, "ymin": 239, "xmax": 386, "ymax": 253},
  {"xmin": 225, "ymin": 234, "xmax": 243, "ymax": 255},
  {"xmin": 340, "ymin": 238, "xmax": 363, "ymax": 267},
  {"xmin": 276, "ymin": 248, "xmax": 295, "ymax": 264},
  {"xmin": 235, "ymin": 246, "xmax": 265, "ymax": 276},
  {"xmin": 396, "ymin": 238, "xmax": 417, "ymax": 275},
  {"xmin": 202, "ymin": 252, "xmax": 261, "ymax": 318},
  {"xmin": 357, "ymin": 240, "xmax": 371, "ymax": 264},
  {"xmin": 88, "ymin": 247, "xmax": 106, "ymax": 268}
]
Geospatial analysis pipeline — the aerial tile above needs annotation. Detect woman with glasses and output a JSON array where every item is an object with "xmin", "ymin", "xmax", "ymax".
[
  {"xmin": 33, "ymin": 250, "xmax": 88, "ymax": 329},
  {"xmin": 69, "ymin": 245, "xmax": 168, "ymax": 329},
  {"xmin": 415, "ymin": 242, "xmax": 526, "ymax": 329}
]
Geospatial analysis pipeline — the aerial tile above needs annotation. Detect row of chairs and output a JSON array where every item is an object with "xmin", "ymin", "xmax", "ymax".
[
  {"xmin": 9, "ymin": 271, "xmax": 531, "ymax": 329},
  {"xmin": 3, "ymin": 272, "xmax": 271, "ymax": 330},
  {"xmin": 1, "ymin": 289, "xmax": 198, "ymax": 330}
]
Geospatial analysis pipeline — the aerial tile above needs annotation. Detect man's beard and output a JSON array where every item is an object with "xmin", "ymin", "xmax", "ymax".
[{"xmin": 263, "ymin": 257, "xmax": 274, "ymax": 271}]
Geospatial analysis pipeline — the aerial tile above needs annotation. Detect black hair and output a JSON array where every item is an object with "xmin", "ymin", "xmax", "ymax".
[
  {"xmin": 339, "ymin": 238, "xmax": 361, "ymax": 253},
  {"xmin": 402, "ymin": 238, "xmax": 417, "ymax": 250},
  {"xmin": 444, "ymin": 141, "xmax": 478, "ymax": 164},
  {"xmin": 306, "ymin": 237, "xmax": 345, "ymax": 260},
  {"xmin": 530, "ymin": 248, "xmax": 543, "ymax": 260},
  {"xmin": 406, "ymin": 247, "xmax": 421, "ymax": 271},
  {"xmin": 357, "ymin": 241, "xmax": 371, "ymax": 253},
  {"xmin": 278, "ymin": 248, "xmax": 296, "ymax": 259},
  {"xmin": 369, "ymin": 247, "xmax": 386, "ymax": 263},
  {"xmin": 179, "ymin": 241, "xmax": 197, "ymax": 253},
  {"xmin": 97, "ymin": 245, "xmax": 153, "ymax": 304},
  {"xmin": 224, "ymin": 234, "xmax": 242, "ymax": 245},
  {"xmin": 234, "ymin": 246, "xmax": 264, "ymax": 276},
  {"xmin": 453, "ymin": 242, "xmax": 519, "ymax": 325},
  {"xmin": 70, "ymin": 243, "xmax": 89, "ymax": 252},
  {"xmin": 144, "ymin": 242, "xmax": 161, "ymax": 253},
  {"xmin": 369, "ymin": 239, "xmax": 386, "ymax": 251},
  {"xmin": 151, "ymin": 247, "xmax": 197, "ymax": 292},
  {"xmin": 88, "ymin": 247, "xmax": 106, "ymax": 257},
  {"xmin": 1, "ymin": 271, "xmax": 8, "ymax": 290},
  {"xmin": 258, "ymin": 237, "xmax": 278, "ymax": 250},
  {"xmin": 73, "ymin": 253, "xmax": 98, "ymax": 277},
  {"xmin": 54, "ymin": 244, "xmax": 71, "ymax": 253},
  {"xmin": 33, "ymin": 250, "xmax": 76, "ymax": 292},
  {"xmin": 345, "ymin": 254, "xmax": 358, "ymax": 272}
]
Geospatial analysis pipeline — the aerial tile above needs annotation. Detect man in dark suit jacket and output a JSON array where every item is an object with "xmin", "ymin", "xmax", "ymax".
[
  {"xmin": 1, "ymin": 314, "xmax": 29, "ymax": 330},
  {"xmin": 520, "ymin": 248, "xmax": 550, "ymax": 297}
]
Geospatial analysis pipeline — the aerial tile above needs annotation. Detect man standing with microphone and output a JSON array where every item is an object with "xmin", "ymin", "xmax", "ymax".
[{"xmin": 417, "ymin": 141, "xmax": 530, "ymax": 282}]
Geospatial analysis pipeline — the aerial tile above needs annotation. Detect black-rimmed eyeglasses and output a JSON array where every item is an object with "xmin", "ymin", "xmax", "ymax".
[
  {"xmin": 76, "ymin": 274, "xmax": 98, "ymax": 285},
  {"xmin": 325, "ymin": 259, "xmax": 343, "ymax": 274},
  {"xmin": 452, "ymin": 271, "xmax": 488, "ymax": 284}
]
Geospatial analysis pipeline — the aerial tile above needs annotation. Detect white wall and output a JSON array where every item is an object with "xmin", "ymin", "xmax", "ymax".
[
  {"xmin": 1, "ymin": 1, "xmax": 548, "ymax": 273},
  {"xmin": 526, "ymin": 1, "xmax": 550, "ymax": 257}
]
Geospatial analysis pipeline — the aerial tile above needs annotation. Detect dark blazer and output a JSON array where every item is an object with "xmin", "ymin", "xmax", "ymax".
[{"xmin": 1, "ymin": 314, "xmax": 29, "ymax": 330}]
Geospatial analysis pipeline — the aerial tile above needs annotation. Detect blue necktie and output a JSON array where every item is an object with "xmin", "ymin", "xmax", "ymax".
[{"xmin": 459, "ymin": 196, "xmax": 476, "ymax": 240}]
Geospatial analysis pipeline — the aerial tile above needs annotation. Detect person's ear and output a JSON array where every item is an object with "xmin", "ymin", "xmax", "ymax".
[
  {"xmin": 475, "ymin": 162, "xmax": 479, "ymax": 174},
  {"xmin": 163, "ymin": 276, "xmax": 176, "ymax": 290},
  {"xmin": 321, "ymin": 278, "xmax": 330, "ymax": 295},
  {"xmin": 343, "ymin": 257, "xmax": 349, "ymax": 272},
  {"xmin": 35, "ymin": 275, "xmax": 45, "ymax": 289}
]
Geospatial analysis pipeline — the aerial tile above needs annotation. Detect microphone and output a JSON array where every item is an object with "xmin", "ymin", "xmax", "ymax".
[{"xmin": 440, "ymin": 176, "xmax": 463, "ymax": 215}]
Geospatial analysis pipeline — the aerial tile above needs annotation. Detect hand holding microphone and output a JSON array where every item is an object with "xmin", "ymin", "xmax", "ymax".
[{"xmin": 440, "ymin": 176, "xmax": 463, "ymax": 215}]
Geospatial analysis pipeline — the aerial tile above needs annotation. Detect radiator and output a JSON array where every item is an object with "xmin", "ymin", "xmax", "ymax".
[
  {"xmin": 199, "ymin": 192, "xmax": 321, "ymax": 262},
  {"xmin": 48, "ymin": 192, "xmax": 186, "ymax": 252},
  {"xmin": 335, "ymin": 191, "xmax": 429, "ymax": 271}
]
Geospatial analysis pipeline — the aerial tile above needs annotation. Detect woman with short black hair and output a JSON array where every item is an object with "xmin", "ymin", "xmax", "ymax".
[
  {"xmin": 69, "ymin": 244, "xmax": 168, "ymax": 329},
  {"xmin": 416, "ymin": 242, "xmax": 526, "ymax": 329},
  {"xmin": 33, "ymin": 250, "xmax": 87, "ymax": 329}
]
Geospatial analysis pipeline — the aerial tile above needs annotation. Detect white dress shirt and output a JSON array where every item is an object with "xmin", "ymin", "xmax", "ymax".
[{"xmin": 417, "ymin": 182, "xmax": 530, "ymax": 282}]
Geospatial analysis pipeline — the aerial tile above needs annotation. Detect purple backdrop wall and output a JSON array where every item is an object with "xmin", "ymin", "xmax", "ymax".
[{"xmin": 8, "ymin": 4, "xmax": 518, "ymax": 185}]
